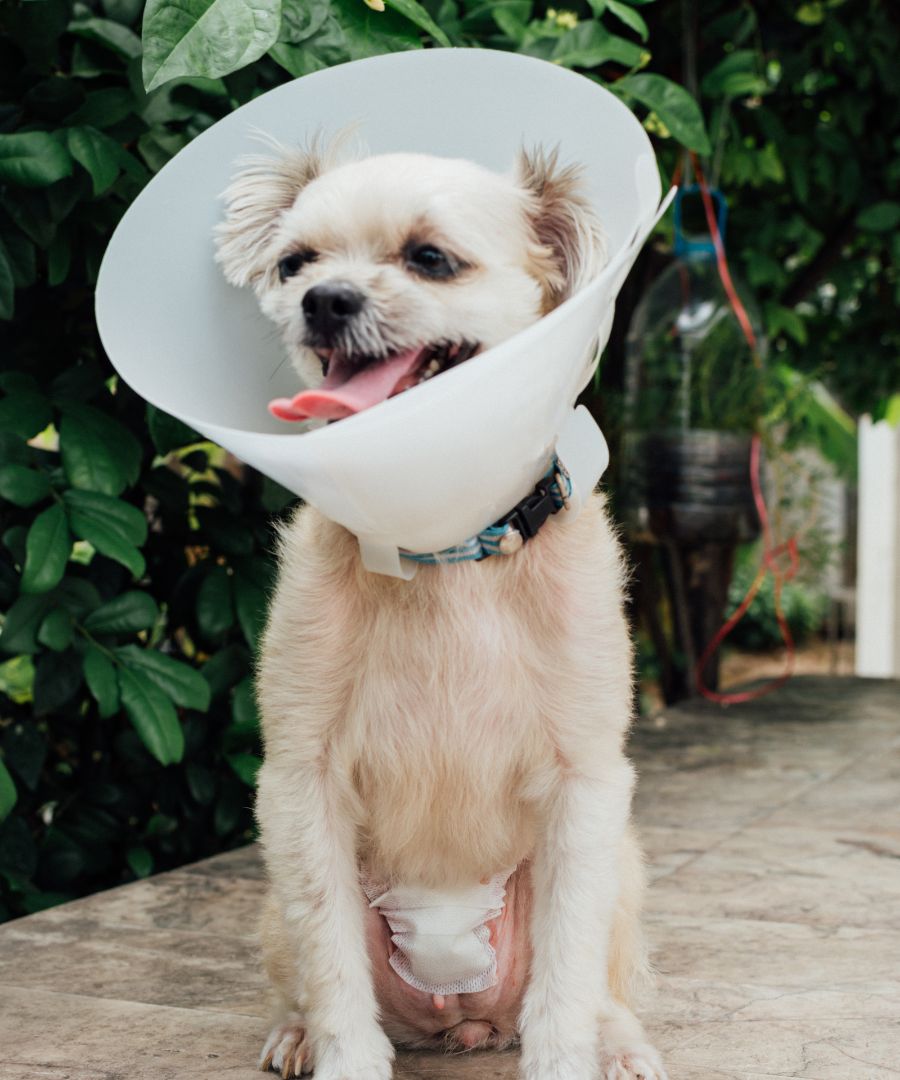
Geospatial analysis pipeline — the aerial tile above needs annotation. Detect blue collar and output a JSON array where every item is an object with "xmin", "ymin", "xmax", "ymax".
[{"xmin": 400, "ymin": 459, "xmax": 573, "ymax": 565}]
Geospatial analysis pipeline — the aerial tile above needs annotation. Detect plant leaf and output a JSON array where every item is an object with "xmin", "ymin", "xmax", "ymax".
[
  {"xmin": 63, "ymin": 490, "xmax": 147, "ymax": 547},
  {"xmin": 0, "ymin": 239, "xmax": 13, "ymax": 321},
  {"xmin": 226, "ymin": 751, "xmax": 260, "ymax": 786},
  {"xmin": 233, "ymin": 571, "xmax": 266, "ymax": 651},
  {"xmin": 115, "ymin": 644, "xmax": 211, "ymax": 711},
  {"xmin": 37, "ymin": 608, "xmax": 74, "ymax": 652},
  {"xmin": 551, "ymin": 22, "xmax": 643, "ymax": 68},
  {"xmin": 604, "ymin": 0, "xmax": 648, "ymax": 41},
  {"xmin": 66, "ymin": 126, "xmax": 122, "ymax": 196},
  {"xmin": 0, "ymin": 133, "xmax": 73, "ymax": 189},
  {"xmin": 0, "ymin": 464, "xmax": 52, "ymax": 507},
  {"xmin": 118, "ymin": 666, "xmax": 185, "ymax": 764},
  {"xmin": 22, "ymin": 504, "xmax": 71, "ymax": 595},
  {"xmin": 146, "ymin": 405, "xmax": 201, "ymax": 455},
  {"xmin": 614, "ymin": 73, "xmax": 711, "ymax": 153},
  {"xmin": 83, "ymin": 591, "xmax": 159, "ymax": 635},
  {"xmin": 59, "ymin": 402, "xmax": 141, "ymax": 495},
  {"xmin": 126, "ymin": 845, "xmax": 154, "ymax": 877},
  {"xmin": 83, "ymin": 646, "xmax": 120, "ymax": 719},
  {"xmin": 0, "ymin": 390, "xmax": 52, "ymax": 440},
  {"xmin": 142, "ymin": 0, "xmax": 283, "ymax": 92},
  {"xmin": 0, "ymin": 760, "xmax": 17, "ymax": 822},
  {"xmin": 384, "ymin": 0, "xmax": 451, "ymax": 45},
  {"xmin": 0, "ymin": 594, "xmax": 55, "ymax": 655},
  {"xmin": 856, "ymin": 201, "xmax": 900, "ymax": 232},
  {"xmin": 196, "ymin": 566, "xmax": 234, "ymax": 639},
  {"xmin": 68, "ymin": 14, "xmax": 143, "ymax": 59},
  {"xmin": 65, "ymin": 502, "xmax": 146, "ymax": 579}
]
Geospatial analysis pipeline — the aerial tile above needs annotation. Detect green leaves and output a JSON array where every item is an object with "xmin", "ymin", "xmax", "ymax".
[
  {"xmin": 22, "ymin": 505, "xmax": 71, "ymax": 595},
  {"xmin": 0, "ymin": 465, "xmax": 51, "ymax": 508},
  {"xmin": 0, "ymin": 134, "xmax": 72, "ymax": 189},
  {"xmin": 0, "ymin": 761, "xmax": 17, "ymax": 822},
  {"xmin": 701, "ymin": 49, "xmax": 767, "ymax": 98},
  {"xmin": 141, "ymin": 0, "xmax": 284, "ymax": 91},
  {"xmin": 83, "ymin": 647, "xmax": 120, "ymax": 719},
  {"xmin": 118, "ymin": 666, "xmax": 184, "ymax": 765},
  {"xmin": 551, "ymin": 22, "xmax": 643, "ymax": 69},
  {"xmin": 604, "ymin": 0, "xmax": 648, "ymax": 41},
  {"xmin": 59, "ymin": 403, "xmax": 141, "ymax": 497},
  {"xmin": 196, "ymin": 566, "xmax": 235, "ymax": 639},
  {"xmin": 115, "ymin": 645, "xmax": 211, "ymax": 711},
  {"xmin": 270, "ymin": 0, "xmax": 420, "ymax": 77},
  {"xmin": 384, "ymin": 0, "xmax": 450, "ymax": 46},
  {"xmin": 614, "ymin": 73, "xmax": 711, "ymax": 153},
  {"xmin": 65, "ymin": 127, "xmax": 122, "ymax": 196},
  {"xmin": 856, "ymin": 202, "xmax": 900, "ymax": 232},
  {"xmin": 83, "ymin": 592, "xmax": 159, "ymax": 635},
  {"xmin": 64, "ymin": 490, "xmax": 146, "ymax": 579}
]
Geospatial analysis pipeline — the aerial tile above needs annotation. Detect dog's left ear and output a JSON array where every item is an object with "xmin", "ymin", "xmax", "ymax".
[
  {"xmin": 214, "ymin": 142, "xmax": 325, "ymax": 290},
  {"xmin": 516, "ymin": 147, "xmax": 607, "ymax": 311}
]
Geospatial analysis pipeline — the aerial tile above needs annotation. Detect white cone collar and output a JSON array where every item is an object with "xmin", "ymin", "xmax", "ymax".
[{"xmin": 96, "ymin": 49, "xmax": 671, "ymax": 576}]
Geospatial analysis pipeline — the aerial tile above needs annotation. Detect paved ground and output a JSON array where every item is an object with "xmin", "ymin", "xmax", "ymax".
[{"xmin": 0, "ymin": 675, "xmax": 897, "ymax": 1080}]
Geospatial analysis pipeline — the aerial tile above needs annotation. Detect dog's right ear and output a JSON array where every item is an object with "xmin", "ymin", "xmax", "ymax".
[{"xmin": 214, "ymin": 143, "xmax": 323, "ymax": 290}]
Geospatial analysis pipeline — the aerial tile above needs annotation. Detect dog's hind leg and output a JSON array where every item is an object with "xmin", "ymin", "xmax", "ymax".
[{"xmin": 255, "ymin": 759, "xmax": 394, "ymax": 1080}]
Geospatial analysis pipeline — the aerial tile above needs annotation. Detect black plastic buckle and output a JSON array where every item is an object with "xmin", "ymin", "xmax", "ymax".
[{"xmin": 496, "ymin": 482, "xmax": 558, "ymax": 543}]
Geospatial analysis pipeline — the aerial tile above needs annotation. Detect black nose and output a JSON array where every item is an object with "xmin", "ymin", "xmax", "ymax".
[{"xmin": 302, "ymin": 282, "xmax": 365, "ymax": 339}]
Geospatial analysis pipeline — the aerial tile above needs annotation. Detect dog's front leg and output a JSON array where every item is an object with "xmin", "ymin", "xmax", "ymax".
[
  {"xmin": 256, "ymin": 760, "xmax": 394, "ymax": 1080},
  {"xmin": 519, "ymin": 762, "xmax": 665, "ymax": 1080}
]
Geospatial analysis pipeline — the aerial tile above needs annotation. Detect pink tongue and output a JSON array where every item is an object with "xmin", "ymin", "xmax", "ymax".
[{"xmin": 269, "ymin": 348, "xmax": 425, "ymax": 422}]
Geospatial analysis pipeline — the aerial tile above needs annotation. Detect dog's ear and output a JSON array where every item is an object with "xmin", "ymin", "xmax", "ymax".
[
  {"xmin": 516, "ymin": 146, "xmax": 607, "ymax": 311},
  {"xmin": 214, "ymin": 142, "xmax": 324, "ymax": 290}
]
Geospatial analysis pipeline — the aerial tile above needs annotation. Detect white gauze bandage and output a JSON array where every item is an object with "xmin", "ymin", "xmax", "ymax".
[{"xmin": 362, "ymin": 870, "xmax": 514, "ymax": 995}]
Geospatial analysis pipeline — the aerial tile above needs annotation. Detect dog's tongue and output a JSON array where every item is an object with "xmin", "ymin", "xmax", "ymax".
[{"xmin": 269, "ymin": 347, "xmax": 426, "ymax": 422}]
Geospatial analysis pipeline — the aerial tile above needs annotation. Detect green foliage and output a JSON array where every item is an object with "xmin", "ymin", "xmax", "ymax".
[
  {"xmin": 0, "ymin": 0, "xmax": 895, "ymax": 920},
  {"xmin": 0, "ymin": 0, "xmax": 297, "ymax": 912},
  {"xmin": 642, "ymin": 0, "xmax": 900, "ymax": 421},
  {"xmin": 727, "ymin": 546, "xmax": 828, "ymax": 652}
]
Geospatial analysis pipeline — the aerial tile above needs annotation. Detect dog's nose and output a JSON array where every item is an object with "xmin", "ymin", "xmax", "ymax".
[{"xmin": 302, "ymin": 282, "xmax": 365, "ymax": 338}]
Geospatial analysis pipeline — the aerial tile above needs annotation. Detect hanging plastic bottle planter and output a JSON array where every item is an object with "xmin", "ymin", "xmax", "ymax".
[{"xmin": 622, "ymin": 186, "xmax": 766, "ymax": 546}]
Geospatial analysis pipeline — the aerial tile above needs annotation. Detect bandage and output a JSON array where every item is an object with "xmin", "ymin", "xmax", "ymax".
[{"xmin": 363, "ymin": 871, "xmax": 514, "ymax": 996}]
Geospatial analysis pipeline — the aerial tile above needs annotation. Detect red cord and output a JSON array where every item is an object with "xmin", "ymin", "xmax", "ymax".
[{"xmin": 686, "ymin": 154, "xmax": 799, "ymax": 705}]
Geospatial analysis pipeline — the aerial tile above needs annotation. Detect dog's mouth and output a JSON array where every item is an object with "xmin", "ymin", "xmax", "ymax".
[{"xmin": 269, "ymin": 341, "xmax": 479, "ymax": 423}]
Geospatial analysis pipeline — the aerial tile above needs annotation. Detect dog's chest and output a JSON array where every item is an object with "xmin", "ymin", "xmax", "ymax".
[{"xmin": 341, "ymin": 577, "xmax": 555, "ymax": 880}]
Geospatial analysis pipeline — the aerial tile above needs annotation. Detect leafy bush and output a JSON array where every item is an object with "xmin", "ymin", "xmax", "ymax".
[
  {"xmin": 726, "ymin": 546, "xmax": 828, "ymax": 652},
  {"xmin": 1, "ymin": 0, "xmax": 896, "ymax": 920},
  {"xmin": 0, "ymin": 0, "xmax": 706, "ymax": 921}
]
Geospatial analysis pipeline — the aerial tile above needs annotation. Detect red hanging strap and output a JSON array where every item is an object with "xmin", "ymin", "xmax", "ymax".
[{"xmin": 687, "ymin": 153, "xmax": 799, "ymax": 705}]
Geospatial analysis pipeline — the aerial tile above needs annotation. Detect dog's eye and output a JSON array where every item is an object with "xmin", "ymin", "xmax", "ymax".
[
  {"xmin": 278, "ymin": 250, "xmax": 317, "ymax": 282},
  {"xmin": 406, "ymin": 243, "xmax": 456, "ymax": 280}
]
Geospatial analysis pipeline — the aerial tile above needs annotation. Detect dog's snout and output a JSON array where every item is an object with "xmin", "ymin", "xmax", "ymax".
[{"xmin": 302, "ymin": 282, "xmax": 365, "ymax": 338}]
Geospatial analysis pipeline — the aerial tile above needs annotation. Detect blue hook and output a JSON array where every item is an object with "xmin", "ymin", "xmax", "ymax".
[{"xmin": 673, "ymin": 185, "xmax": 728, "ymax": 259}]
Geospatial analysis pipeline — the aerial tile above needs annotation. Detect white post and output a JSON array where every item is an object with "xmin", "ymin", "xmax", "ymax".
[{"xmin": 856, "ymin": 415, "xmax": 900, "ymax": 677}]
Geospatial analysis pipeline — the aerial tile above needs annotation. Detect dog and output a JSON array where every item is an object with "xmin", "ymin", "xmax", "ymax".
[{"xmin": 215, "ymin": 142, "xmax": 667, "ymax": 1080}]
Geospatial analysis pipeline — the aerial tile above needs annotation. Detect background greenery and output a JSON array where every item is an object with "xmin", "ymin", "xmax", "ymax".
[{"xmin": 1, "ymin": 0, "xmax": 897, "ymax": 920}]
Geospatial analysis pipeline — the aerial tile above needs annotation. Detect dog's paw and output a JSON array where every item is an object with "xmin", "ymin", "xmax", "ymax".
[
  {"xmin": 308, "ymin": 1027, "xmax": 394, "ymax": 1080},
  {"xmin": 600, "ymin": 1043, "xmax": 668, "ymax": 1080},
  {"xmin": 259, "ymin": 1015, "xmax": 310, "ymax": 1078}
]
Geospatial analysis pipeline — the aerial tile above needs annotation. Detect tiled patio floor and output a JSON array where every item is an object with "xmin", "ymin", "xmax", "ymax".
[{"xmin": 0, "ymin": 675, "xmax": 898, "ymax": 1080}]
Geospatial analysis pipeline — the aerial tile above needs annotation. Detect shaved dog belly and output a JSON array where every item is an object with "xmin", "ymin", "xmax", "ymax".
[{"xmin": 363, "ymin": 862, "xmax": 532, "ymax": 1051}]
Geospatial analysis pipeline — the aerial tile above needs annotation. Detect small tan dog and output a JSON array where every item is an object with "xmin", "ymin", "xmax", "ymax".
[{"xmin": 215, "ymin": 143, "xmax": 667, "ymax": 1080}]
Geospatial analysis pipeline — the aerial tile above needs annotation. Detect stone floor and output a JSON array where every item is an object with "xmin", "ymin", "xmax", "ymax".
[{"xmin": 0, "ymin": 675, "xmax": 898, "ymax": 1080}]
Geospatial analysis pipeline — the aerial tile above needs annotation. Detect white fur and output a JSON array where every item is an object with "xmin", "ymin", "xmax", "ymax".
[{"xmin": 215, "ymin": 147, "xmax": 664, "ymax": 1080}]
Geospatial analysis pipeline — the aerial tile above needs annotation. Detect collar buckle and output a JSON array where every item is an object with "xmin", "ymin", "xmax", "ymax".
[{"xmin": 496, "ymin": 482, "xmax": 558, "ymax": 547}]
